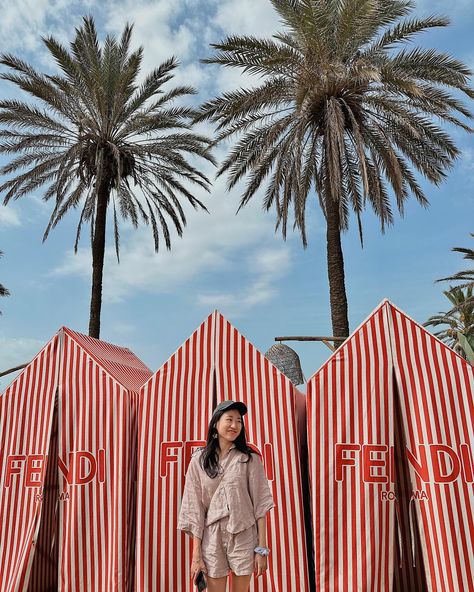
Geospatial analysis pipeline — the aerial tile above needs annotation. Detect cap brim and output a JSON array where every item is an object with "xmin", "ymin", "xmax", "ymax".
[
  {"xmin": 215, "ymin": 400, "xmax": 248, "ymax": 416},
  {"xmin": 230, "ymin": 401, "xmax": 247, "ymax": 416}
]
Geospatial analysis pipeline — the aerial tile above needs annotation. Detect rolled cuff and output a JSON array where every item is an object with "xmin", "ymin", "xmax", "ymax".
[
  {"xmin": 177, "ymin": 521, "xmax": 203, "ymax": 540},
  {"xmin": 254, "ymin": 500, "xmax": 275, "ymax": 520}
]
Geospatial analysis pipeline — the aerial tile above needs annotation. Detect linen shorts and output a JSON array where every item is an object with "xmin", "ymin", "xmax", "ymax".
[{"xmin": 201, "ymin": 516, "xmax": 258, "ymax": 578}]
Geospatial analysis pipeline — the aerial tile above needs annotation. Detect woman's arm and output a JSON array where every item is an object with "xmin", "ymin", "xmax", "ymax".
[
  {"xmin": 254, "ymin": 516, "xmax": 269, "ymax": 577},
  {"xmin": 247, "ymin": 454, "xmax": 274, "ymax": 577},
  {"xmin": 256, "ymin": 516, "xmax": 267, "ymax": 547},
  {"xmin": 191, "ymin": 536, "xmax": 207, "ymax": 580}
]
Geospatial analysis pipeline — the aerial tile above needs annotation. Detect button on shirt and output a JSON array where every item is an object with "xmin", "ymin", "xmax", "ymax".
[{"xmin": 177, "ymin": 446, "xmax": 275, "ymax": 539}]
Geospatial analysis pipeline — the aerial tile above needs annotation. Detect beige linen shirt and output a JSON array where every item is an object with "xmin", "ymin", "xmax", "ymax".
[{"xmin": 177, "ymin": 446, "xmax": 275, "ymax": 539}]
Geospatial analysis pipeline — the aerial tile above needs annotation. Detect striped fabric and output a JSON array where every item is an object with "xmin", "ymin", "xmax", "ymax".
[
  {"xmin": 388, "ymin": 303, "xmax": 474, "ymax": 591},
  {"xmin": 0, "ymin": 327, "xmax": 151, "ymax": 591},
  {"xmin": 136, "ymin": 313, "xmax": 215, "ymax": 591},
  {"xmin": 307, "ymin": 300, "xmax": 474, "ymax": 591},
  {"xmin": 136, "ymin": 311, "xmax": 310, "ymax": 591},
  {"xmin": 307, "ymin": 302, "xmax": 395, "ymax": 591},
  {"xmin": 28, "ymin": 403, "xmax": 60, "ymax": 591},
  {"xmin": 0, "ymin": 335, "xmax": 60, "ymax": 592},
  {"xmin": 214, "ymin": 312, "xmax": 310, "ymax": 592},
  {"xmin": 64, "ymin": 328, "xmax": 152, "ymax": 393}
]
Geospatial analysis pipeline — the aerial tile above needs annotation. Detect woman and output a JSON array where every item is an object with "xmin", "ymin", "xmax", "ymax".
[{"xmin": 178, "ymin": 400, "xmax": 274, "ymax": 592}]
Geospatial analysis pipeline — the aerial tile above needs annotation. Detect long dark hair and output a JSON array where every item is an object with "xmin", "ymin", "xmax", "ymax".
[{"xmin": 200, "ymin": 406, "xmax": 256, "ymax": 478}]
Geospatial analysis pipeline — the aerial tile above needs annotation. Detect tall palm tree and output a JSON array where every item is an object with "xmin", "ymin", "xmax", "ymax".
[
  {"xmin": 0, "ymin": 17, "xmax": 214, "ymax": 338},
  {"xmin": 196, "ymin": 0, "xmax": 473, "ymax": 339},
  {"xmin": 424, "ymin": 285, "xmax": 474, "ymax": 359},
  {"xmin": 0, "ymin": 250, "xmax": 9, "ymax": 303}
]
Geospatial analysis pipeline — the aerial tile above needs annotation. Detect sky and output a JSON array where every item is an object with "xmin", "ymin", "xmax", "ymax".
[{"xmin": 1, "ymin": 0, "xmax": 474, "ymax": 391}]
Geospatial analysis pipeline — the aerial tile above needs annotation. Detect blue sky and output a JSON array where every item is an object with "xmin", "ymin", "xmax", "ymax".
[{"xmin": 1, "ymin": 0, "xmax": 474, "ymax": 391}]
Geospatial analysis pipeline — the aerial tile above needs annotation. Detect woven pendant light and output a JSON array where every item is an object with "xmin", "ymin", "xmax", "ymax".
[{"xmin": 264, "ymin": 343, "xmax": 305, "ymax": 386}]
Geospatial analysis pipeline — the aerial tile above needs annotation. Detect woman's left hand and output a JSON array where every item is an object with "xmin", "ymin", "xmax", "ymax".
[{"xmin": 254, "ymin": 553, "xmax": 268, "ymax": 577}]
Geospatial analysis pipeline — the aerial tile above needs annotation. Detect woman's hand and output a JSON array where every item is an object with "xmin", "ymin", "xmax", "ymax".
[
  {"xmin": 190, "ymin": 551, "xmax": 207, "ymax": 581},
  {"xmin": 254, "ymin": 553, "xmax": 268, "ymax": 577}
]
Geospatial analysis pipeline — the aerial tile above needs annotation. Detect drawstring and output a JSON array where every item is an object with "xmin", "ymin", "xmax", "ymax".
[
  {"xmin": 394, "ymin": 501, "xmax": 404, "ymax": 568},
  {"xmin": 408, "ymin": 498, "xmax": 416, "ymax": 567},
  {"xmin": 395, "ymin": 497, "xmax": 416, "ymax": 568},
  {"xmin": 50, "ymin": 499, "xmax": 59, "ymax": 557}
]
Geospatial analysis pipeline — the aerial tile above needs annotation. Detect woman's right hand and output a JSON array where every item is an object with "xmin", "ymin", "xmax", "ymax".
[{"xmin": 190, "ymin": 552, "xmax": 207, "ymax": 581}]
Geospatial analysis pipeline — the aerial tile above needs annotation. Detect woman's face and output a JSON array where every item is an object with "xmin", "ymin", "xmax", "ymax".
[{"xmin": 215, "ymin": 409, "xmax": 243, "ymax": 444}]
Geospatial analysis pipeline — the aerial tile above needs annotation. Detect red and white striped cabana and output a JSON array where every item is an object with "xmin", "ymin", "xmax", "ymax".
[
  {"xmin": 0, "ymin": 327, "xmax": 151, "ymax": 591},
  {"xmin": 136, "ymin": 310, "xmax": 311, "ymax": 591},
  {"xmin": 307, "ymin": 300, "xmax": 474, "ymax": 591}
]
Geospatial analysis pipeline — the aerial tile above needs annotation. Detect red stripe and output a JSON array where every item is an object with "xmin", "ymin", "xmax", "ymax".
[
  {"xmin": 136, "ymin": 314, "xmax": 215, "ymax": 590},
  {"xmin": 390, "ymin": 308, "xmax": 443, "ymax": 588},
  {"xmin": 308, "ymin": 302, "xmax": 430, "ymax": 591},
  {"xmin": 136, "ymin": 311, "xmax": 309, "ymax": 591}
]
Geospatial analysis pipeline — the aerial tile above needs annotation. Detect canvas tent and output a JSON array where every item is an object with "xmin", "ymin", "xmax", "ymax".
[
  {"xmin": 136, "ymin": 310, "xmax": 311, "ymax": 591},
  {"xmin": 0, "ymin": 327, "xmax": 151, "ymax": 591},
  {"xmin": 307, "ymin": 300, "xmax": 474, "ymax": 591}
]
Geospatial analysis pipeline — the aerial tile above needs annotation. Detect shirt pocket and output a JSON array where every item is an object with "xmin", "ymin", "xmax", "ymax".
[{"xmin": 225, "ymin": 457, "xmax": 248, "ymax": 485}]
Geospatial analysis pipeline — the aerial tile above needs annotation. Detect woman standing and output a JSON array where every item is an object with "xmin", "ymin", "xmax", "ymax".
[{"xmin": 178, "ymin": 400, "xmax": 274, "ymax": 591}]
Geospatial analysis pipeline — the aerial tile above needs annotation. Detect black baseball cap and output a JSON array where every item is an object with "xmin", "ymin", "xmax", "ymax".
[{"xmin": 213, "ymin": 400, "xmax": 248, "ymax": 416}]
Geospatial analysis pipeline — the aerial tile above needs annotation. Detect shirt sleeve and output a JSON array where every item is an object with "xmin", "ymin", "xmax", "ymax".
[
  {"xmin": 247, "ymin": 453, "xmax": 275, "ymax": 520},
  {"xmin": 177, "ymin": 454, "xmax": 205, "ymax": 539}
]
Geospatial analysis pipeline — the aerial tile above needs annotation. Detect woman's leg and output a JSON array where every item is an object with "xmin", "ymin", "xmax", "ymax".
[
  {"xmin": 207, "ymin": 575, "xmax": 228, "ymax": 592},
  {"xmin": 230, "ymin": 573, "xmax": 252, "ymax": 592}
]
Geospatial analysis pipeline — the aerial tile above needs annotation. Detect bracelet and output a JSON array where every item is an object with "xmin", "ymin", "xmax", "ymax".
[{"xmin": 254, "ymin": 546, "xmax": 270, "ymax": 556}]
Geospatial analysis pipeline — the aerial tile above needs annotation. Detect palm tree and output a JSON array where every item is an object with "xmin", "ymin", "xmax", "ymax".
[
  {"xmin": 0, "ymin": 17, "xmax": 214, "ymax": 338},
  {"xmin": 196, "ymin": 0, "xmax": 473, "ymax": 339},
  {"xmin": 439, "ymin": 233, "xmax": 474, "ymax": 288},
  {"xmin": 432, "ymin": 234, "xmax": 474, "ymax": 323},
  {"xmin": 0, "ymin": 250, "xmax": 9, "ymax": 302},
  {"xmin": 425, "ymin": 285, "xmax": 474, "ymax": 359}
]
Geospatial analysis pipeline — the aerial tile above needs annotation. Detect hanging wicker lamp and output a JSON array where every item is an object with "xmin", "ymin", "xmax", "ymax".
[{"xmin": 264, "ymin": 343, "xmax": 305, "ymax": 386}]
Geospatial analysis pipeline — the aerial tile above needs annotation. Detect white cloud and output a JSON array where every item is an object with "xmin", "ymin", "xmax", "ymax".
[
  {"xmin": 0, "ymin": 335, "xmax": 42, "ymax": 367},
  {"xmin": 196, "ymin": 246, "xmax": 291, "ymax": 316},
  {"xmin": 0, "ymin": 0, "xmax": 80, "ymax": 57},
  {"xmin": 0, "ymin": 207, "xmax": 21, "ymax": 227},
  {"xmin": 207, "ymin": 0, "xmax": 281, "ymax": 94},
  {"xmin": 196, "ymin": 281, "xmax": 275, "ymax": 315},
  {"xmin": 213, "ymin": 0, "xmax": 280, "ymax": 37},
  {"xmin": 51, "ymin": 168, "xmax": 294, "ymax": 311},
  {"xmin": 2, "ymin": 0, "xmax": 298, "ymax": 319},
  {"xmin": 0, "ymin": 0, "xmax": 50, "ymax": 53},
  {"xmin": 103, "ymin": 0, "xmax": 215, "ymax": 94},
  {"xmin": 215, "ymin": 65, "xmax": 261, "ymax": 94},
  {"xmin": 461, "ymin": 148, "xmax": 474, "ymax": 170},
  {"xmin": 0, "ymin": 335, "xmax": 45, "ymax": 392},
  {"xmin": 255, "ymin": 247, "xmax": 291, "ymax": 276},
  {"xmin": 414, "ymin": 0, "xmax": 473, "ymax": 17},
  {"xmin": 103, "ymin": 0, "xmax": 281, "ymax": 97},
  {"xmin": 105, "ymin": 0, "xmax": 197, "ymax": 69}
]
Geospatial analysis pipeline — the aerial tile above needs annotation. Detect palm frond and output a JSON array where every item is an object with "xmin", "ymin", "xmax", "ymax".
[
  {"xmin": 438, "ymin": 237, "xmax": 474, "ymax": 287},
  {"xmin": 0, "ymin": 249, "xmax": 10, "ymax": 299},
  {"xmin": 425, "ymin": 286, "xmax": 474, "ymax": 358},
  {"xmin": 0, "ymin": 17, "xmax": 214, "ymax": 263},
  {"xmin": 198, "ymin": 0, "xmax": 472, "ymax": 250}
]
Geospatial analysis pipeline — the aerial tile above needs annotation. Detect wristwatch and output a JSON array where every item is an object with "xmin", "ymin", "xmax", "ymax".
[{"xmin": 254, "ymin": 546, "xmax": 270, "ymax": 556}]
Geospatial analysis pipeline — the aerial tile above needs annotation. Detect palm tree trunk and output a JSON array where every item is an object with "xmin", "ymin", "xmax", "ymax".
[
  {"xmin": 88, "ymin": 178, "xmax": 109, "ymax": 339},
  {"xmin": 325, "ymin": 196, "xmax": 349, "ymax": 341}
]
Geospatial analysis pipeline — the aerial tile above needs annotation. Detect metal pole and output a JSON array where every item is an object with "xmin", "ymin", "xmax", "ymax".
[
  {"xmin": 0, "ymin": 363, "xmax": 28, "ymax": 378},
  {"xmin": 274, "ymin": 336, "xmax": 346, "ymax": 342},
  {"xmin": 274, "ymin": 336, "xmax": 346, "ymax": 352}
]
